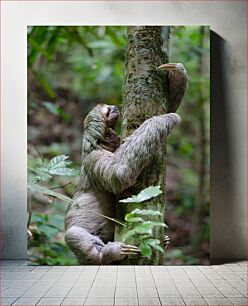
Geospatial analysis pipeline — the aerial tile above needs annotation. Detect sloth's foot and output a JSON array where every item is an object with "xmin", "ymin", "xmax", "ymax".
[
  {"xmin": 121, "ymin": 244, "xmax": 140, "ymax": 256},
  {"xmin": 164, "ymin": 235, "xmax": 170, "ymax": 249},
  {"xmin": 99, "ymin": 242, "xmax": 139, "ymax": 263}
]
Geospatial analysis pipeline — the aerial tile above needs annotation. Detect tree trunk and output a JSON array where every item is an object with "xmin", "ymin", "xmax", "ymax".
[{"xmin": 115, "ymin": 26, "xmax": 170, "ymax": 265}]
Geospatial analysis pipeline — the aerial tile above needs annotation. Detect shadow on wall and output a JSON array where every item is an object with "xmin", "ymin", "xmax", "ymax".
[{"xmin": 210, "ymin": 31, "xmax": 242, "ymax": 263}]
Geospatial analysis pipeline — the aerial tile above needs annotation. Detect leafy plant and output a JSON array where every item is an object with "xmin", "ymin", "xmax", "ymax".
[
  {"xmin": 30, "ymin": 154, "xmax": 79, "ymax": 183},
  {"xmin": 28, "ymin": 212, "xmax": 77, "ymax": 265},
  {"xmin": 27, "ymin": 154, "xmax": 80, "ymax": 264},
  {"xmin": 120, "ymin": 186, "xmax": 168, "ymax": 259},
  {"xmin": 119, "ymin": 185, "xmax": 162, "ymax": 203}
]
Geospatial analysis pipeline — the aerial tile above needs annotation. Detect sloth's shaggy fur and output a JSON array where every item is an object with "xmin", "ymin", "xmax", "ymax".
[{"xmin": 64, "ymin": 104, "xmax": 181, "ymax": 264}]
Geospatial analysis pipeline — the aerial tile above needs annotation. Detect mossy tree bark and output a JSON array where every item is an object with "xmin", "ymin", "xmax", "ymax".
[{"xmin": 115, "ymin": 26, "xmax": 170, "ymax": 265}]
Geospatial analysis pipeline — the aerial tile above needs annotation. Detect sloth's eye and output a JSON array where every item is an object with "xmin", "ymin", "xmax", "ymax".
[{"xmin": 106, "ymin": 108, "xmax": 111, "ymax": 117}]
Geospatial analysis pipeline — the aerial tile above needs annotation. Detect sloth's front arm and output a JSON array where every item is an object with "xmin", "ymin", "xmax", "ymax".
[{"xmin": 84, "ymin": 113, "xmax": 181, "ymax": 195}]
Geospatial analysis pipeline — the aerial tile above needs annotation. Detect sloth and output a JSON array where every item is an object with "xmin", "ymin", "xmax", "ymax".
[
  {"xmin": 65, "ymin": 63, "xmax": 187, "ymax": 265},
  {"xmin": 65, "ymin": 105, "xmax": 181, "ymax": 264}
]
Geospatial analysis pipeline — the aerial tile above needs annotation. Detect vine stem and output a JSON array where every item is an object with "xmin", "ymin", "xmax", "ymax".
[{"xmin": 50, "ymin": 182, "xmax": 72, "ymax": 190}]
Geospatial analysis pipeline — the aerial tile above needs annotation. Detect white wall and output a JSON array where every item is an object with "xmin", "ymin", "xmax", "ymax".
[{"xmin": 1, "ymin": 1, "xmax": 246, "ymax": 260}]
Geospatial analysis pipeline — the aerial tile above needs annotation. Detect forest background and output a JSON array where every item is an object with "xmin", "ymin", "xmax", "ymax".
[{"xmin": 27, "ymin": 26, "xmax": 210, "ymax": 265}]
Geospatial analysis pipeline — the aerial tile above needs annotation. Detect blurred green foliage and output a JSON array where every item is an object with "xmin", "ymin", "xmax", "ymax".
[
  {"xmin": 29, "ymin": 212, "xmax": 77, "ymax": 265},
  {"xmin": 28, "ymin": 26, "xmax": 210, "ymax": 265},
  {"xmin": 28, "ymin": 26, "xmax": 126, "ymax": 107},
  {"xmin": 28, "ymin": 155, "xmax": 79, "ymax": 265},
  {"xmin": 166, "ymin": 26, "xmax": 210, "ymax": 264}
]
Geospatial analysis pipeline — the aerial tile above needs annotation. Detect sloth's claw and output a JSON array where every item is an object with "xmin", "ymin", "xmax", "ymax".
[
  {"xmin": 121, "ymin": 244, "xmax": 140, "ymax": 256},
  {"xmin": 121, "ymin": 251, "xmax": 139, "ymax": 255},
  {"xmin": 164, "ymin": 235, "xmax": 170, "ymax": 242},
  {"xmin": 164, "ymin": 235, "xmax": 170, "ymax": 250},
  {"xmin": 122, "ymin": 244, "xmax": 139, "ymax": 250},
  {"xmin": 123, "ymin": 244, "xmax": 138, "ymax": 248}
]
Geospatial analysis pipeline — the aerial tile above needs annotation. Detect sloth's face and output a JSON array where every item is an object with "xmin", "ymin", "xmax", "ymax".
[{"xmin": 101, "ymin": 104, "xmax": 119, "ymax": 128}]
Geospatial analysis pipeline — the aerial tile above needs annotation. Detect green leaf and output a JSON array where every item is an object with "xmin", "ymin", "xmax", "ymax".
[
  {"xmin": 28, "ymin": 36, "xmax": 53, "ymax": 61},
  {"xmin": 137, "ymin": 234, "xmax": 152, "ymax": 240},
  {"xmin": 49, "ymin": 167, "xmax": 79, "ymax": 176},
  {"xmin": 33, "ymin": 70, "xmax": 56, "ymax": 99},
  {"xmin": 28, "ymin": 183, "xmax": 73, "ymax": 204},
  {"xmin": 150, "ymin": 243, "xmax": 164, "ymax": 253},
  {"xmin": 46, "ymin": 155, "xmax": 79, "ymax": 177},
  {"xmin": 125, "ymin": 217, "xmax": 144, "ymax": 223},
  {"xmin": 132, "ymin": 223, "xmax": 153, "ymax": 235},
  {"xmin": 124, "ymin": 212, "xmax": 135, "ymax": 220},
  {"xmin": 122, "ymin": 229, "xmax": 137, "ymax": 242},
  {"xmin": 28, "ymin": 27, "xmax": 48, "ymax": 67},
  {"xmin": 145, "ymin": 221, "xmax": 168, "ymax": 228},
  {"xmin": 35, "ymin": 167, "xmax": 52, "ymax": 181},
  {"xmin": 48, "ymin": 155, "xmax": 70, "ymax": 169},
  {"xmin": 42, "ymin": 101, "xmax": 60, "ymax": 115},
  {"xmin": 146, "ymin": 239, "xmax": 164, "ymax": 253},
  {"xmin": 129, "ymin": 209, "xmax": 162, "ymax": 217},
  {"xmin": 31, "ymin": 213, "xmax": 46, "ymax": 224},
  {"xmin": 42, "ymin": 101, "xmax": 71, "ymax": 122},
  {"xmin": 119, "ymin": 186, "xmax": 162, "ymax": 203},
  {"xmin": 37, "ymin": 224, "xmax": 59, "ymax": 238},
  {"xmin": 139, "ymin": 242, "xmax": 152, "ymax": 258},
  {"xmin": 32, "ymin": 155, "xmax": 78, "ymax": 182},
  {"xmin": 146, "ymin": 238, "xmax": 160, "ymax": 245},
  {"xmin": 126, "ymin": 221, "xmax": 167, "ymax": 239},
  {"xmin": 48, "ymin": 215, "xmax": 65, "ymax": 231}
]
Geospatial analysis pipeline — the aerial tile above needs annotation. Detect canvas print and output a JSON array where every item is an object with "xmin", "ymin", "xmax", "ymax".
[{"xmin": 27, "ymin": 26, "xmax": 210, "ymax": 265}]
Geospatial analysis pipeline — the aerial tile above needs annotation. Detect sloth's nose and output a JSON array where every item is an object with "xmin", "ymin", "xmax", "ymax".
[{"xmin": 112, "ymin": 106, "xmax": 118, "ymax": 112}]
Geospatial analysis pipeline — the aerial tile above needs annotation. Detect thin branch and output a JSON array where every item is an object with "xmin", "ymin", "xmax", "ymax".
[
  {"xmin": 50, "ymin": 182, "xmax": 72, "ymax": 190},
  {"xmin": 27, "ymin": 196, "xmax": 32, "ymax": 228}
]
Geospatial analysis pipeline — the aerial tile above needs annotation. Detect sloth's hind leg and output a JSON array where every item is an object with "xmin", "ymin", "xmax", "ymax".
[
  {"xmin": 65, "ymin": 226, "xmax": 104, "ymax": 264},
  {"xmin": 65, "ymin": 226, "xmax": 139, "ymax": 264}
]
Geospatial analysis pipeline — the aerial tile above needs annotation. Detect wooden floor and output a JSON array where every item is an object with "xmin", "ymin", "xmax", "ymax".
[{"xmin": 1, "ymin": 260, "xmax": 247, "ymax": 305}]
